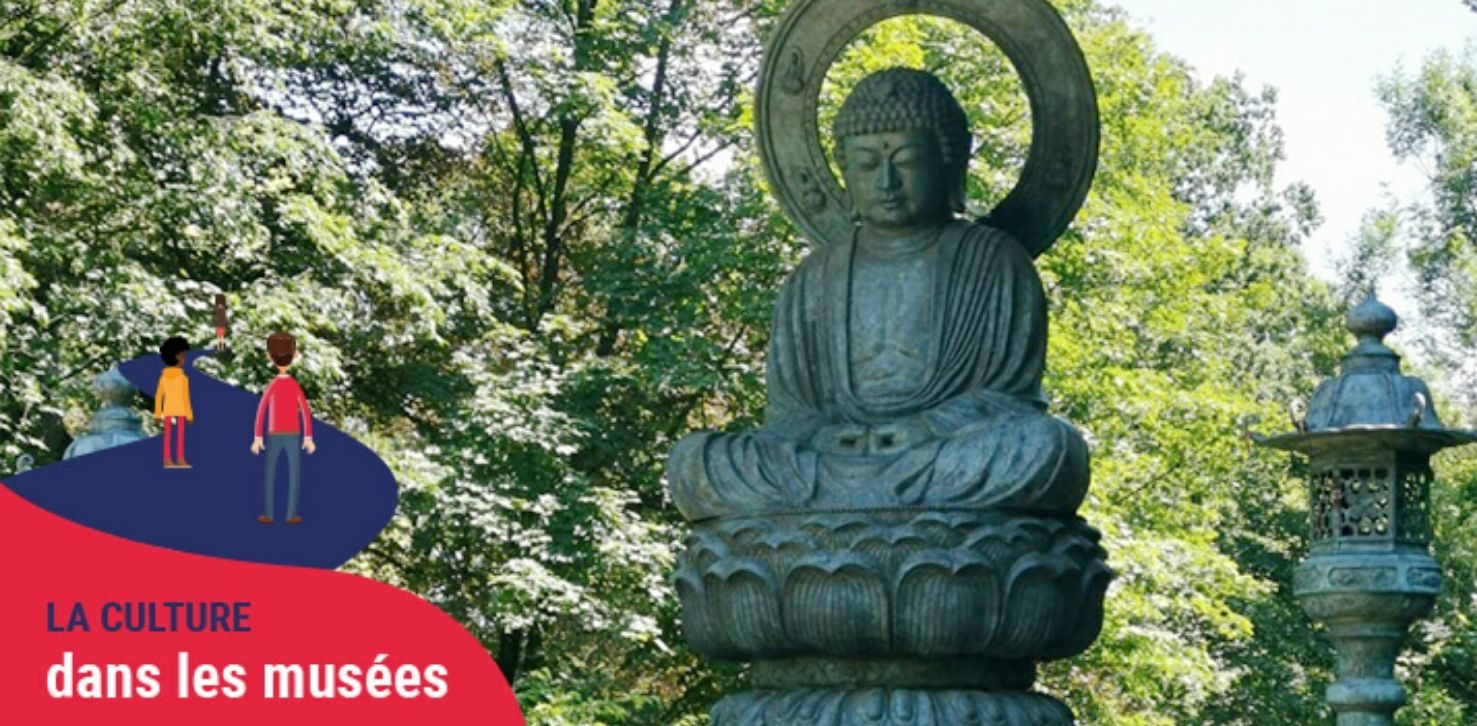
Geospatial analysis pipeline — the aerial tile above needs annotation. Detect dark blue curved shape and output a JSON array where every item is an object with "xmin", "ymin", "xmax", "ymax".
[{"xmin": 3, "ymin": 350, "xmax": 398, "ymax": 569}]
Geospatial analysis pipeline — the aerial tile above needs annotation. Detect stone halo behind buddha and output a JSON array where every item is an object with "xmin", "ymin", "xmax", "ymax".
[
  {"xmin": 753, "ymin": 0, "xmax": 1099, "ymax": 256},
  {"xmin": 666, "ymin": 65, "xmax": 1090, "ymax": 522}
]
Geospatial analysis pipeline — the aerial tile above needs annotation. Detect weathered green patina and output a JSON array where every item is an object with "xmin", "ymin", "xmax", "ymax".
[
  {"xmin": 1258, "ymin": 297, "xmax": 1477, "ymax": 726},
  {"xmin": 667, "ymin": 1, "xmax": 1107, "ymax": 723}
]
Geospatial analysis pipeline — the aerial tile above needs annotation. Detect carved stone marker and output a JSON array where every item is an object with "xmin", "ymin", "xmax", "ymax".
[{"xmin": 666, "ymin": 1, "xmax": 1108, "ymax": 723}]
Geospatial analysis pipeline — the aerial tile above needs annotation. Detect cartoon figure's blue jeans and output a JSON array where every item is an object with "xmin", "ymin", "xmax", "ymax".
[{"xmin": 263, "ymin": 434, "xmax": 301, "ymax": 520}]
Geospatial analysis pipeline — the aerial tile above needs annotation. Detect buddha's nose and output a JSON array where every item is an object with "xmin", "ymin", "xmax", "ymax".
[{"xmin": 877, "ymin": 161, "xmax": 899, "ymax": 190}]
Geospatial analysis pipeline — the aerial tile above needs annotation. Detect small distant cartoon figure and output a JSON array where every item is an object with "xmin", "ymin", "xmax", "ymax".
[
  {"xmin": 154, "ymin": 336, "xmax": 194, "ymax": 469},
  {"xmin": 250, "ymin": 332, "xmax": 316, "ymax": 524},
  {"xmin": 213, "ymin": 294, "xmax": 229, "ymax": 352}
]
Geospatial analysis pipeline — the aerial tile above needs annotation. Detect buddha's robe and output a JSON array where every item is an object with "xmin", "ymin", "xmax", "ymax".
[{"xmin": 667, "ymin": 221, "xmax": 1088, "ymax": 521}]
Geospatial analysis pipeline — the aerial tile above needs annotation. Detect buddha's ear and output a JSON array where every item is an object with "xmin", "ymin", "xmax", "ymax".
[
  {"xmin": 949, "ymin": 168, "xmax": 968, "ymax": 214},
  {"xmin": 949, "ymin": 133, "xmax": 972, "ymax": 214},
  {"xmin": 836, "ymin": 166, "xmax": 859, "ymax": 222},
  {"xmin": 833, "ymin": 143, "xmax": 859, "ymax": 222}
]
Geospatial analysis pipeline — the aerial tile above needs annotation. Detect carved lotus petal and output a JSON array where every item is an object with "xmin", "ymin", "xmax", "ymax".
[
  {"xmin": 799, "ymin": 514, "xmax": 873, "ymax": 549},
  {"xmin": 1041, "ymin": 557, "xmax": 1113, "ymax": 659},
  {"xmin": 782, "ymin": 553, "xmax": 889, "ymax": 654},
  {"xmin": 994, "ymin": 553, "xmax": 1078, "ymax": 655},
  {"xmin": 713, "ymin": 688, "xmax": 1072, "ymax": 726},
  {"xmin": 684, "ymin": 529, "xmax": 733, "ymax": 573},
  {"xmin": 678, "ymin": 513, "xmax": 1112, "ymax": 664},
  {"xmin": 908, "ymin": 514, "xmax": 968, "ymax": 547},
  {"xmin": 749, "ymin": 529, "xmax": 823, "ymax": 550},
  {"xmin": 893, "ymin": 552, "xmax": 1000, "ymax": 657},
  {"xmin": 853, "ymin": 529, "xmax": 934, "ymax": 575},
  {"xmin": 812, "ymin": 688, "xmax": 888, "ymax": 723},
  {"xmin": 747, "ymin": 532, "xmax": 822, "ymax": 581},
  {"xmin": 701, "ymin": 559, "xmax": 789, "ymax": 657},
  {"xmin": 967, "ymin": 538, "xmax": 1025, "ymax": 574},
  {"xmin": 964, "ymin": 518, "xmax": 1053, "ymax": 551},
  {"xmin": 676, "ymin": 570, "xmax": 740, "ymax": 658},
  {"xmin": 723, "ymin": 519, "xmax": 773, "ymax": 546}
]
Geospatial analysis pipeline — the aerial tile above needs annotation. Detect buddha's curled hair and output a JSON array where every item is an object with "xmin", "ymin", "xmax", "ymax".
[{"xmin": 833, "ymin": 68, "xmax": 972, "ymax": 211}]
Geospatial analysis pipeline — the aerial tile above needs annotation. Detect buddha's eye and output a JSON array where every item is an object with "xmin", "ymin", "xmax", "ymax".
[{"xmin": 853, "ymin": 153, "xmax": 880, "ymax": 171}]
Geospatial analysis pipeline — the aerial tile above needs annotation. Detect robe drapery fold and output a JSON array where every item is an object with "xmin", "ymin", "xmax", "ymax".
[{"xmin": 668, "ymin": 221, "xmax": 1088, "ymax": 522}]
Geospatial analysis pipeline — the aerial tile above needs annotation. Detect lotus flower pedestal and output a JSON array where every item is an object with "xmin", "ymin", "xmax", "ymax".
[{"xmin": 675, "ymin": 509, "xmax": 1111, "ymax": 724}]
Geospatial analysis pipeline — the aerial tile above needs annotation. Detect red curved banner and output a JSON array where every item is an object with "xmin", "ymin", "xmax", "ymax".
[{"xmin": 0, "ymin": 484, "xmax": 526, "ymax": 724}]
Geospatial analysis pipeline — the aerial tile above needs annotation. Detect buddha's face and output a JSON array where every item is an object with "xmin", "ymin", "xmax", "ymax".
[{"xmin": 840, "ymin": 128, "xmax": 954, "ymax": 235}]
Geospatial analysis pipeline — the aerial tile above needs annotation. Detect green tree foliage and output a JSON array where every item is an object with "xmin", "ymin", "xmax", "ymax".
[
  {"xmin": 1334, "ymin": 207, "xmax": 1402, "ymax": 305},
  {"xmin": 1381, "ymin": 45, "xmax": 1477, "ymax": 351},
  {"xmin": 1373, "ymin": 42, "xmax": 1477, "ymax": 725},
  {"xmin": 11, "ymin": 0, "xmax": 1474, "ymax": 723},
  {"xmin": 2, "ymin": 1, "xmax": 785, "ymax": 722}
]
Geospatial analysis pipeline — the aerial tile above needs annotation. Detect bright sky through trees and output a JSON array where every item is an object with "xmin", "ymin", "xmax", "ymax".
[{"xmin": 1114, "ymin": 0, "xmax": 1474, "ymax": 280}]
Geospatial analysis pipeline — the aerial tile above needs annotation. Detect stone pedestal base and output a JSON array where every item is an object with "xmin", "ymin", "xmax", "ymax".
[
  {"xmin": 1294, "ymin": 550, "xmax": 1441, "ymax": 726},
  {"xmin": 676, "ymin": 510, "xmax": 1105, "ymax": 725},
  {"xmin": 712, "ymin": 688, "xmax": 1072, "ymax": 725},
  {"xmin": 676, "ymin": 511, "xmax": 1110, "ymax": 662}
]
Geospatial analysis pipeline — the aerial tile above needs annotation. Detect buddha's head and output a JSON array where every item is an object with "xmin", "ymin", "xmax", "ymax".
[{"xmin": 834, "ymin": 68, "xmax": 971, "ymax": 235}]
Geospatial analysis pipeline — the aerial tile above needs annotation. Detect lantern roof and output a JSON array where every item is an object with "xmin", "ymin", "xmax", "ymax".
[{"xmin": 1256, "ymin": 296, "xmax": 1477, "ymax": 456}]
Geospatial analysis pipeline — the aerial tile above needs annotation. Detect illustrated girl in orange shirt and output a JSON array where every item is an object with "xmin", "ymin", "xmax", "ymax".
[{"xmin": 154, "ymin": 336, "xmax": 195, "ymax": 469}]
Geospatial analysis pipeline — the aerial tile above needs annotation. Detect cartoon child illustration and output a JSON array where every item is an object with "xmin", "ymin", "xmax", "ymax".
[
  {"xmin": 250, "ymin": 332, "xmax": 316, "ymax": 524},
  {"xmin": 213, "ymin": 294, "xmax": 229, "ymax": 352},
  {"xmin": 154, "ymin": 336, "xmax": 194, "ymax": 469}
]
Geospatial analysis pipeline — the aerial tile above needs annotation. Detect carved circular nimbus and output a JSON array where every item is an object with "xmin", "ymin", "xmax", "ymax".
[{"xmin": 755, "ymin": 0, "xmax": 1099, "ymax": 257}]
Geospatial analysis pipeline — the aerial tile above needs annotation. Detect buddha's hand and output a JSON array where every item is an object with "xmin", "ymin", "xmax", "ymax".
[
  {"xmin": 868, "ymin": 416, "xmax": 932, "ymax": 455},
  {"xmin": 809, "ymin": 423, "xmax": 871, "ymax": 456}
]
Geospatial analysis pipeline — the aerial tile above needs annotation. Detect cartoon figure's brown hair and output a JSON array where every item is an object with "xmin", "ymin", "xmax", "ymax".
[{"xmin": 267, "ymin": 332, "xmax": 296, "ymax": 367}]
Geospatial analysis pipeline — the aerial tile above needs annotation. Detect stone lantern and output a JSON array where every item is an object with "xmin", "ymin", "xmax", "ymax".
[
  {"xmin": 63, "ymin": 366, "xmax": 146, "ymax": 459},
  {"xmin": 1256, "ymin": 296, "xmax": 1476, "ymax": 725}
]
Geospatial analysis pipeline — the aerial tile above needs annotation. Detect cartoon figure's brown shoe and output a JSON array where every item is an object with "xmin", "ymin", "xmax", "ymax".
[
  {"xmin": 286, "ymin": 516, "xmax": 303, "ymax": 525},
  {"xmin": 175, "ymin": 460, "xmax": 192, "ymax": 469},
  {"xmin": 257, "ymin": 515, "xmax": 273, "ymax": 524}
]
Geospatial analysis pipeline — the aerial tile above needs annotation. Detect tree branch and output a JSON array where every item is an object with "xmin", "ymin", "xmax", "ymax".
[
  {"xmin": 492, "ymin": 56, "xmax": 549, "ymax": 209},
  {"xmin": 596, "ymin": 0, "xmax": 685, "ymax": 355},
  {"xmin": 532, "ymin": 0, "xmax": 599, "ymax": 319},
  {"xmin": 665, "ymin": 137, "xmax": 739, "ymax": 180}
]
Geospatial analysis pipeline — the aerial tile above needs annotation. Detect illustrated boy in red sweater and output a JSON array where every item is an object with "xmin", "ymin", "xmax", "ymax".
[{"xmin": 250, "ymin": 332, "xmax": 316, "ymax": 524}]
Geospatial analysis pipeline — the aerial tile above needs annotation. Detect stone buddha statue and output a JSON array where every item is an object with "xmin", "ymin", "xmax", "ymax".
[{"xmin": 668, "ymin": 68, "xmax": 1089, "ymax": 521}]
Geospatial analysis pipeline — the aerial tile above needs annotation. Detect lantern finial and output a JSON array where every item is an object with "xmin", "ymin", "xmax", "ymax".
[{"xmin": 1345, "ymin": 295, "xmax": 1400, "ymax": 372}]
